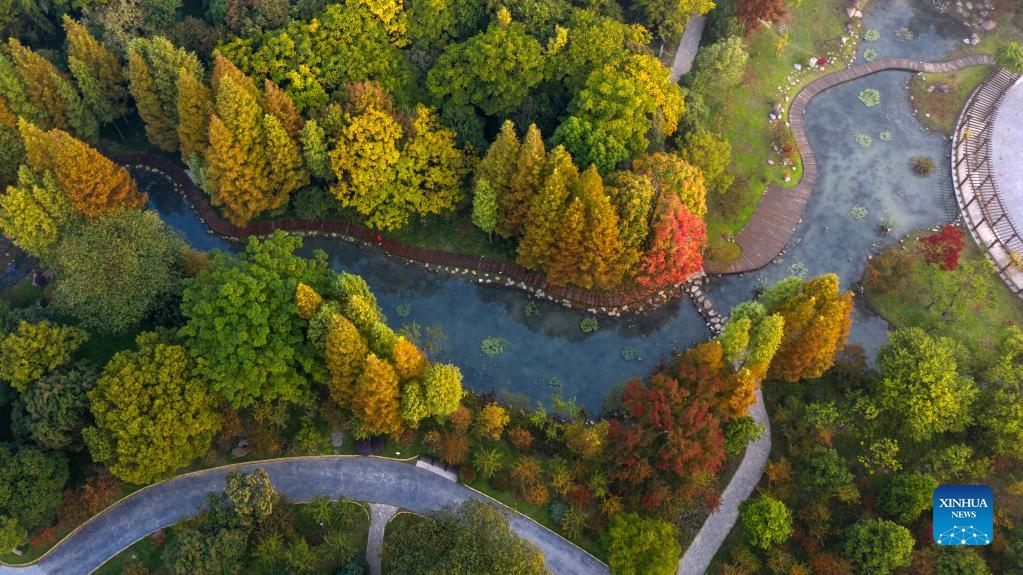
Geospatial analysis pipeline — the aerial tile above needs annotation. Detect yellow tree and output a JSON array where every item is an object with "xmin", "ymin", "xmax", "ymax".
[
  {"xmin": 19, "ymin": 120, "xmax": 146, "ymax": 218},
  {"xmin": 499, "ymin": 123, "xmax": 546, "ymax": 238},
  {"xmin": 63, "ymin": 16, "xmax": 128, "ymax": 121},
  {"xmin": 176, "ymin": 67, "xmax": 213, "ymax": 163},
  {"xmin": 0, "ymin": 167, "xmax": 78, "ymax": 258},
  {"xmin": 325, "ymin": 314, "xmax": 369, "ymax": 407},
  {"xmin": 517, "ymin": 146, "xmax": 577, "ymax": 270},
  {"xmin": 329, "ymin": 106, "xmax": 403, "ymax": 230},
  {"xmin": 353, "ymin": 354, "xmax": 403, "ymax": 437}
]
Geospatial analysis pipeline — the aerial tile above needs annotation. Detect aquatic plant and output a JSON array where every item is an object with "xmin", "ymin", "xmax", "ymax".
[
  {"xmin": 859, "ymin": 89, "xmax": 880, "ymax": 107},
  {"xmin": 481, "ymin": 337, "xmax": 508, "ymax": 357},
  {"xmin": 580, "ymin": 317, "xmax": 599, "ymax": 333}
]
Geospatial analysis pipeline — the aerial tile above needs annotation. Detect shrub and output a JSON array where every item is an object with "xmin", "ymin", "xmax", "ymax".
[{"xmin": 912, "ymin": 156, "xmax": 935, "ymax": 176}]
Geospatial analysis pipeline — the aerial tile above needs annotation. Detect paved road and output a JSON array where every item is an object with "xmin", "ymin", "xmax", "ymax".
[
  {"xmin": 0, "ymin": 457, "xmax": 608, "ymax": 575},
  {"xmin": 677, "ymin": 389, "xmax": 772, "ymax": 574}
]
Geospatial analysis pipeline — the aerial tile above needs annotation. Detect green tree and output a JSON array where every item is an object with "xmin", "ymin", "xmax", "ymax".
[
  {"xmin": 427, "ymin": 10, "xmax": 545, "ymax": 116},
  {"xmin": 84, "ymin": 334, "xmax": 221, "ymax": 484},
  {"xmin": 739, "ymin": 495, "xmax": 792, "ymax": 549},
  {"xmin": 0, "ymin": 443, "xmax": 68, "ymax": 531},
  {"xmin": 471, "ymin": 180, "xmax": 497, "ymax": 236},
  {"xmin": 877, "ymin": 328, "xmax": 977, "ymax": 442},
  {"xmin": 0, "ymin": 166, "xmax": 79, "ymax": 258},
  {"xmin": 878, "ymin": 471, "xmax": 938, "ymax": 524},
  {"xmin": 12, "ymin": 365, "xmax": 96, "ymax": 450},
  {"xmin": 64, "ymin": 16, "xmax": 129, "ymax": 123},
  {"xmin": 128, "ymin": 37, "xmax": 203, "ymax": 151},
  {"xmin": 52, "ymin": 210, "xmax": 182, "ymax": 334},
  {"xmin": 843, "ymin": 519, "xmax": 914, "ymax": 575},
  {"xmin": 679, "ymin": 128, "xmax": 732, "ymax": 195},
  {"xmin": 180, "ymin": 232, "xmax": 329, "ymax": 408},
  {"xmin": 0, "ymin": 320, "xmax": 87, "ymax": 392},
  {"xmin": 607, "ymin": 512, "xmax": 681, "ymax": 575},
  {"xmin": 690, "ymin": 36, "xmax": 749, "ymax": 92}
]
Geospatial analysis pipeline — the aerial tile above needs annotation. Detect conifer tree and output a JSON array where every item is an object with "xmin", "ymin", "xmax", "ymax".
[
  {"xmin": 325, "ymin": 314, "xmax": 369, "ymax": 407},
  {"xmin": 264, "ymin": 79, "xmax": 303, "ymax": 139},
  {"xmin": 176, "ymin": 67, "xmax": 213, "ymax": 163},
  {"xmin": 499, "ymin": 123, "xmax": 545, "ymax": 238},
  {"xmin": 517, "ymin": 146, "xmax": 577, "ymax": 270},
  {"xmin": 577, "ymin": 166, "xmax": 624, "ymax": 289},
  {"xmin": 476, "ymin": 121, "xmax": 519, "ymax": 226},
  {"xmin": 8, "ymin": 39, "xmax": 93, "ymax": 136},
  {"xmin": 472, "ymin": 180, "xmax": 497, "ymax": 237},
  {"xmin": 19, "ymin": 120, "xmax": 145, "ymax": 218},
  {"xmin": 0, "ymin": 167, "xmax": 79, "ymax": 258},
  {"xmin": 544, "ymin": 196, "xmax": 586, "ymax": 286},
  {"xmin": 352, "ymin": 354, "xmax": 403, "ymax": 437},
  {"xmin": 0, "ymin": 52, "xmax": 40, "ymax": 123},
  {"xmin": 127, "ymin": 37, "xmax": 203, "ymax": 152},
  {"xmin": 63, "ymin": 17, "xmax": 128, "ymax": 121},
  {"xmin": 300, "ymin": 119, "xmax": 331, "ymax": 180}
]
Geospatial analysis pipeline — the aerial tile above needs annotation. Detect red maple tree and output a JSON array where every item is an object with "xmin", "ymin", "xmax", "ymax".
[{"xmin": 917, "ymin": 225, "xmax": 965, "ymax": 271}]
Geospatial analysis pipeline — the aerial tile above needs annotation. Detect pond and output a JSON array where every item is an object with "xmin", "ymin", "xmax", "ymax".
[{"xmin": 135, "ymin": 0, "xmax": 970, "ymax": 412}]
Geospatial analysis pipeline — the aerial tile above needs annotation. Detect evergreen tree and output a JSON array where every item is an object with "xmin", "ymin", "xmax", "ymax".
[
  {"xmin": 128, "ymin": 37, "xmax": 203, "ymax": 152},
  {"xmin": 63, "ymin": 16, "xmax": 128, "ymax": 121},
  {"xmin": 19, "ymin": 120, "xmax": 146, "ymax": 218},
  {"xmin": 517, "ymin": 146, "xmax": 577, "ymax": 270},
  {"xmin": 499, "ymin": 123, "xmax": 545, "ymax": 238},
  {"xmin": 0, "ymin": 166, "xmax": 78, "ymax": 258},
  {"xmin": 176, "ymin": 67, "xmax": 213, "ymax": 163},
  {"xmin": 352, "ymin": 354, "xmax": 403, "ymax": 438},
  {"xmin": 263, "ymin": 79, "xmax": 303, "ymax": 139}
]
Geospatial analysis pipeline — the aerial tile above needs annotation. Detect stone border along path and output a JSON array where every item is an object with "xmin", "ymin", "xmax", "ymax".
[
  {"xmin": 0, "ymin": 457, "xmax": 609, "ymax": 575},
  {"xmin": 703, "ymin": 54, "xmax": 995, "ymax": 275},
  {"xmin": 114, "ymin": 154, "xmax": 725, "ymax": 333}
]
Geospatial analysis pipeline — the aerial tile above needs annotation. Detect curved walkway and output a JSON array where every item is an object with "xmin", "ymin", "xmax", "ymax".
[
  {"xmin": 704, "ymin": 54, "xmax": 994, "ymax": 275},
  {"xmin": 115, "ymin": 154, "xmax": 694, "ymax": 315},
  {"xmin": 0, "ymin": 457, "xmax": 607, "ymax": 575}
]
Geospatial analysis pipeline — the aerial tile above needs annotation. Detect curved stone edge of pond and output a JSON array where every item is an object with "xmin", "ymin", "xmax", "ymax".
[
  {"xmin": 0, "ymin": 456, "xmax": 609, "ymax": 575},
  {"xmin": 704, "ymin": 54, "xmax": 995, "ymax": 276},
  {"xmin": 114, "ymin": 153, "xmax": 721, "ymax": 324}
]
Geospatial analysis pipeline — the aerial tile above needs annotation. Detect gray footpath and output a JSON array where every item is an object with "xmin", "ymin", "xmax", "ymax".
[
  {"xmin": 677, "ymin": 389, "xmax": 772, "ymax": 575},
  {"xmin": 367, "ymin": 503, "xmax": 398, "ymax": 575},
  {"xmin": 0, "ymin": 457, "xmax": 608, "ymax": 575},
  {"xmin": 670, "ymin": 15, "xmax": 706, "ymax": 81}
]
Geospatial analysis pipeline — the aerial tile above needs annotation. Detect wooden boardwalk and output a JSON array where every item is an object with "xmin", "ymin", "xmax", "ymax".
[{"xmin": 704, "ymin": 54, "xmax": 994, "ymax": 275}]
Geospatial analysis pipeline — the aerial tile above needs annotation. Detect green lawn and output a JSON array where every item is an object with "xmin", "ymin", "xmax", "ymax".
[
  {"xmin": 908, "ymin": 65, "xmax": 992, "ymax": 135},
  {"xmin": 865, "ymin": 231, "xmax": 1023, "ymax": 370},
  {"xmin": 703, "ymin": 0, "xmax": 855, "ymax": 263}
]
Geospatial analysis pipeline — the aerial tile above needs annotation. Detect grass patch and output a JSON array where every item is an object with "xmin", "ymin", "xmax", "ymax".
[
  {"xmin": 908, "ymin": 65, "xmax": 992, "ymax": 135},
  {"xmin": 703, "ymin": 0, "xmax": 852, "ymax": 263},
  {"xmin": 864, "ymin": 230, "xmax": 1023, "ymax": 370}
]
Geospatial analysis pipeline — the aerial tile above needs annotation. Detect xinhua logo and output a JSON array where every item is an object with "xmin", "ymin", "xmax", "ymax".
[{"xmin": 933, "ymin": 485, "xmax": 993, "ymax": 546}]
